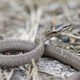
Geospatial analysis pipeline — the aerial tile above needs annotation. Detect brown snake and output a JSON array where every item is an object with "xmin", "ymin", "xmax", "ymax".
[
  {"xmin": 0, "ymin": 23, "xmax": 70, "ymax": 67},
  {"xmin": 0, "ymin": 39, "xmax": 44, "ymax": 67},
  {"xmin": 0, "ymin": 23, "xmax": 80, "ymax": 80}
]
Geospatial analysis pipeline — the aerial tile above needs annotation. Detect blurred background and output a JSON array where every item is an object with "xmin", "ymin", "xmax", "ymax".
[{"xmin": 0, "ymin": 0, "xmax": 80, "ymax": 80}]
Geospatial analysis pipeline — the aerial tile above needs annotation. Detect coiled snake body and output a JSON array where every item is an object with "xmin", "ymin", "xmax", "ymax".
[
  {"xmin": 1, "ymin": 24, "xmax": 80, "ymax": 80},
  {"xmin": 0, "ymin": 23, "xmax": 69, "ymax": 67},
  {"xmin": 0, "ymin": 39, "xmax": 44, "ymax": 67}
]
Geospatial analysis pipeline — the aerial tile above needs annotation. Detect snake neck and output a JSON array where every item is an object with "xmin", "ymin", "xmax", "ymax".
[{"xmin": 35, "ymin": 31, "xmax": 59, "ymax": 44}]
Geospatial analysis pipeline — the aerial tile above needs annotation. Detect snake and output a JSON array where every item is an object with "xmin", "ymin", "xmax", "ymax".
[
  {"xmin": 0, "ymin": 39, "xmax": 44, "ymax": 67},
  {"xmin": 0, "ymin": 23, "xmax": 80, "ymax": 80},
  {"xmin": 0, "ymin": 23, "xmax": 71, "ymax": 67}
]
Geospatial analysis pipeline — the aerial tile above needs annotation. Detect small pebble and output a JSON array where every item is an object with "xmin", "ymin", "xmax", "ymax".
[{"xmin": 61, "ymin": 36, "xmax": 70, "ymax": 43}]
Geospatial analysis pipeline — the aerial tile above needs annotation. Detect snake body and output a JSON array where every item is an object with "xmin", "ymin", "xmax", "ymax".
[
  {"xmin": 0, "ymin": 38, "xmax": 80, "ymax": 71},
  {"xmin": 0, "ymin": 29, "xmax": 58, "ymax": 67},
  {"xmin": 0, "ymin": 27, "xmax": 80, "ymax": 79},
  {"xmin": 0, "ymin": 40, "xmax": 80, "ymax": 80},
  {"xmin": 0, "ymin": 23, "xmax": 80, "ymax": 71},
  {"xmin": 0, "ymin": 39, "xmax": 44, "ymax": 67},
  {"xmin": 44, "ymin": 44, "xmax": 80, "ymax": 70}
]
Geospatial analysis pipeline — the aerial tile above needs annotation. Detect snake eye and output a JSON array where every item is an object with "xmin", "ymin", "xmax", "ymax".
[{"xmin": 54, "ymin": 23, "xmax": 71, "ymax": 32}]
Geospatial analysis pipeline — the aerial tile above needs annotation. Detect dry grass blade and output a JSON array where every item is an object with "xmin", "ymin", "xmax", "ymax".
[
  {"xmin": 26, "ymin": 59, "xmax": 40, "ymax": 80},
  {"xmin": 26, "ymin": 65, "xmax": 32, "ymax": 80},
  {"xmin": 31, "ymin": 59, "xmax": 39, "ymax": 80},
  {"xmin": 6, "ymin": 69, "xmax": 14, "ymax": 80},
  {"xmin": 25, "ymin": 0, "xmax": 43, "ymax": 42},
  {"xmin": 0, "ymin": 69, "xmax": 3, "ymax": 80},
  {"xmin": 25, "ymin": 0, "xmax": 36, "ymax": 42},
  {"xmin": 61, "ymin": 32, "xmax": 80, "ymax": 39}
]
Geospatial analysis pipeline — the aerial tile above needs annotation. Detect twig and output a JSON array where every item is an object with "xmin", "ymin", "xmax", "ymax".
[
  {"xmin": 6, "ymin": 69, "xmax": 14, "ymax": 80},
  {"xmin": 25, "ymin": 0, "xmax": 43, "ymax": 42},
  {"xmin": 31, "ymin": 59, "xmax": 39, "ymax": 80},
  {"xmin": 26, "ymin": 65, "xmax": 32, "ymax": 80},
  {"xmin": 0, "ymin": 69, "xmax": 3, "ymax": 80},
  {"xmin": 61, "ymin": 32, "xmax": 80, "ymax": 39}
]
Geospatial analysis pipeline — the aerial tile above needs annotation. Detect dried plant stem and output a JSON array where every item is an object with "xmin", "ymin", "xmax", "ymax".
[
  {"xmin": 61, "ymin": 32, "xmax": 80, "ymax": 39},
  {"xmin": 31, "ymin": 59, "xmax": 39, "ymax": 80},
  {"xmin": 0, "ymin": 69, "xmax": 3, "ymax": 80},
  {"xmin": 65, "ymin": 72, "xmax": 80, "ymax": 80},
  {"xmin": 30, "ymin": 6, "xmax": 43, "ymax": 42},
  {"xmin": 6, "ymin": 69, "xmax": 14, "ymax": 80},
  {"xmin": 25, "ymin": 0, "xmax": 43, "ymax": 42},
  {"xmin": 26, "ymin": 65, "xmax": 32, "ymax": 80}
]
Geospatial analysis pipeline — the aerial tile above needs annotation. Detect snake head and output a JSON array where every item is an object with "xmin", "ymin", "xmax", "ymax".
[
  {"xmin": 44, "ymin": 22, "xmax": 71, "ymax": 42},
  {"xmin": 54, "ymin": 23, "xmax": 71, "ymax": 32},
  {"xmin": 46, "ymin": 23, "xmax": 71, "ymax": 37}
]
